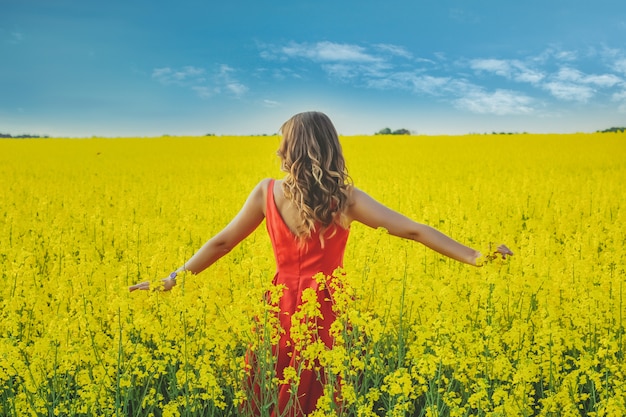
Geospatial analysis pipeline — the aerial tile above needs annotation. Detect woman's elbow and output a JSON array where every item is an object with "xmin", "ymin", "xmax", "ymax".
[
  {"xmin": 394, "ymin": 225, "xmax": 423, "ymax": 242},
  {"xmin": 215, "ymin": 239, "xmax": 236, "ymax": 255},
  {"xmin": 405, "ymin": 230, "xmax": 422, "ymax": 242},
  {"xmin": 204, "ymin": 235, "xmax": 237, "ymax": 258},
  {"xmin": 403, "ymin": 223, "xmax": 433, "ymax": 243}
]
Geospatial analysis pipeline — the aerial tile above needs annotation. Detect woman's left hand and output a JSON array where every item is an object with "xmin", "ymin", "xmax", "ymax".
[
  {"xmin": 476, "ymin": 244, "xmax": 514, "ymax": 266},
  {"xmin": 495, "ymin": 244, "xmax": 514, "ymax": 259}
]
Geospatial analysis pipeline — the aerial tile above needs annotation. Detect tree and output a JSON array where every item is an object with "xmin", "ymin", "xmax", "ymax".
[
  {"xmin": 598, "ymin": 127, "xmax": 625, "ymax": 133},
  {"xmin": 375, "ymin": 127, "xmax": 411, "ymax": 135}
]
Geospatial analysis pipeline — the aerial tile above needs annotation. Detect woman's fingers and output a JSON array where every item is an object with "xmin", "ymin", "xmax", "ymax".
[
  {"xmin": 129, "ymin": 277, "xmax": 176, "ymax": 292},
  {"xmin": 129, "ymin": 281, "xmax": 150, "ymax": 292},
  {"xmin": 496, "ymin": 244, "xmax": 514, "ymax": 259}
]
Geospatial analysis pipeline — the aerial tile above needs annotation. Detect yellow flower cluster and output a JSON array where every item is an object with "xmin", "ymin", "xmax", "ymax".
[{"xmin": 0, "ymin": 132, "xmax": 624, "ymax": 416}]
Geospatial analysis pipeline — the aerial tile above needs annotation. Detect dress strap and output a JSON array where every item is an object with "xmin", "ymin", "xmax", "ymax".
[{"xmin": 267, "ymin": 179, "xmax": 275, "ymax": 213}]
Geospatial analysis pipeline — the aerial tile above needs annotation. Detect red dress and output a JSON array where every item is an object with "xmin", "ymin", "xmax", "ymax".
[{"xmin": 259, "ymin": 179, "xmax": 350, "ymax": 416}]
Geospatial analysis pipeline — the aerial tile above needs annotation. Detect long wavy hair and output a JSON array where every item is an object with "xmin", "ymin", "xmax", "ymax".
[{"xmin": 277, "ymin": 111, "xmax": 352, "ymax": 244}]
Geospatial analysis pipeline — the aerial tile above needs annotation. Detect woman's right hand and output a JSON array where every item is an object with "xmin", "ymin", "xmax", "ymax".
[{"xmin": 128, "ymin": 276, "xmax": 177, "ymax": 292}]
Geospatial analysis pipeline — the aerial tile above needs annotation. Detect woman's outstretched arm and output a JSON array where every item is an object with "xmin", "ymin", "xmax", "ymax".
[
  {"xmin": 129, "ymin": 179, "xmax": 269, "ymax": 291},
  {"xmin": 346, "ymin": 187, "xmax": 512, "ymax": 266}
]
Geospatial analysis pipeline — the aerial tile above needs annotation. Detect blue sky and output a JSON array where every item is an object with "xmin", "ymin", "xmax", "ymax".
[{"xmin": 2, "ymin": 0, "xmax": 626, "ymax": 137}]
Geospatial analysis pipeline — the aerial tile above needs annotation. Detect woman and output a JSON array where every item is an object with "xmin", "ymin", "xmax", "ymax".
[{"xmin": 129, "ymin": 111, "xmax": 512, "ymax": 415}]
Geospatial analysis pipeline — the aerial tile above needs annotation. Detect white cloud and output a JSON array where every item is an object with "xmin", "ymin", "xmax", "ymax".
[
  {"xmin": 470, "ymin": 59, "xmax": 511, "ymax": 77},
  {"xmin": 322, "ymin": 63, "xmax": 358, "ymax": 79},
  {"xmin": 282, "ymin": 41, "xmax": 381, "ymax": 63},
  {"xmin": 613, "ymin": 90, "xmax": 626, "ymax": 112},
  {"xmin": 434, "ymin": 52, "xmax": 447, "ymax": 61},
  {"xmin": 612, "ymin": 58, "xmax": 626, "ymax": 76},
  {"xmin": 256, "ymin": 40, "xmax": 626, "ymax": 115},
  {"xmin": 179, "ymin": 66, "xmax": 204, "ymax": 79},
  {"xmin": 541, "ymin": 67, "xmax": 623, "ymax": 101},
  {"xmin": 543, "ymin": 82, "xmax": 594, "ymax": 102},
  {"xmin": 323, "ymin": 60, "xmax": 391, "ymax": 80},
  {"xmin": 613, "ymin": 90, "xmax": 626, "ymax": 101},
  {"xmin": 554, "ymin": 67, "xmax": 584, "ymax": 82},
  {"xmin": 455, "ymin": 89, "xmax": 534, "ymax": 115},
  {"xmin": 367, "ymin": 72, "xmax": 451, "ymax": 95},
  {"xmin": 554, "ymin": 50, "xmax": 578, "ymax": 62},
  {"xmin": 259, "ymin": 49, "xmax": 280, "ymax": 61},
  {"xmin": 470, "ymin": 59, "xmax": 544, "ymax": 84},
  {"xmin": 413, "ymin": 75, "xmax": 455, "ymax": 95},
  {"xmin": 373, "ymin": 43, "xmax": 413, "ymax": 59},
  {"xmin": 256, "ymin": 67, "xmax": 304, "ymax": 80},
  {"xmin": 415, "ymin": 57, "xmax": 438, "ymax": 65},
  {"xmin": 261, "ymin": 41, "xmax": 408, "ymax": 88},
  {"xmin": 515, "ymin": 69, "xmax": 545, "ymax": 84},
  {"xmin": 583, "ymin": 74, "xmax": 622, "ymax": 87},
  {"xmin": 226, "ymin": 83, "xmax": 248, "ymax": 97},
  {"xmin": 533, "ymin": 47, "xmax": 579, "ymax": 65},
  {"xmin": 152, "ymin": 67, "xmax": 172, "ymax": 82},
  {"xmin": 152, "ymin": 64, "xmax": 247, "ymax": 99},
  {"xmin": 263, "ymin": 99, "xmax": 280, "ymax": 108},
  {"xmin": 273, "ymin": 67, "xmax": 305, "ymax": 80},
  {"xmin": 218, "ymin": 64, "xmax": 234, "ymax": 75},
  {"xmin": 152, "ymin": 66, "xmax": 206, "ymax": 85},
  {"xmin": 216, "ymin": 65, "xmax": 248, "ymax": 97}
]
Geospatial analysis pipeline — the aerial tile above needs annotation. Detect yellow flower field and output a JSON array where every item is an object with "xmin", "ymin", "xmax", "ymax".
[{"xmin": 1, "ymin": 132, "xmax": 625, "ymax": 416}]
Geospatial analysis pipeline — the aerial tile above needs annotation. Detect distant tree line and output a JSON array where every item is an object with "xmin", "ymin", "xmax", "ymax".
[
  {"xmin": 597, "ymin": 127, "xmax": 625, "ymax": 133},
  {"xmin": 375, "ymin": 127, "xmax": 412, "ymax": 135},
  {"xmin": 0, "ymin": 133, "xmax": 50, "ymax": 138},
  {"xmin": 3, "ymin": 127, "xmax": 624, "ymax": 139}
]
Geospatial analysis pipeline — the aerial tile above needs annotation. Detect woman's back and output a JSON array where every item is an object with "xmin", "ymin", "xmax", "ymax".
[{"xmin": 266, "ymin": 178, "xmax": 349, "ymax": 279}]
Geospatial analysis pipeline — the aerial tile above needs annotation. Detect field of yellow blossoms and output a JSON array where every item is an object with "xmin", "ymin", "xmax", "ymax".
[{"xmin": 1, "ymin": 132, "xmax": 625, "ymax": 417}]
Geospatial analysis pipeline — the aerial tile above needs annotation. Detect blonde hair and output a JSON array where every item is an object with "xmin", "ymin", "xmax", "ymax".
[{"xmin": 277, "ymin": 111, "xmax": 351, "ymax": 243}]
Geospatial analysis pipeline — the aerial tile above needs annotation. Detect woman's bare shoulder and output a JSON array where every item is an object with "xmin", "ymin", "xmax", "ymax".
[
  {"xmin": 255, "ymin": 177, "xmax": 274, "ymax": 197},
  {"xmin": 344, "ymin": 185, "xmax": 370, "ymax": 224},
  {"xmin": 258, "ymin": 177, "xmax": 273, "ymax": 187},
  {"xmin": 245, "ymin": 178, "xmax": 273, "ymax": 216},
  {"xmin": 346, "ymin": 185, "xmax": 366, "ymax": 206}
]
